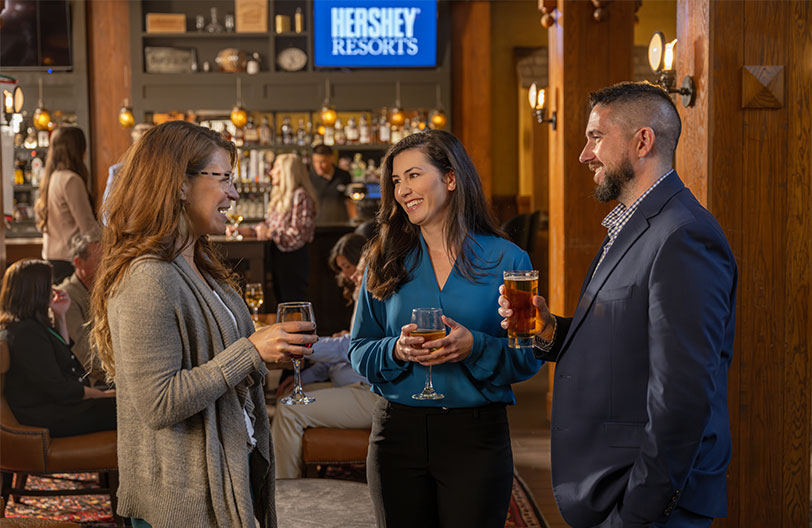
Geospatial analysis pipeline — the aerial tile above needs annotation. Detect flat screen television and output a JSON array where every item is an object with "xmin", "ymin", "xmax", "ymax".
[
  {"xmin": 0, "ymin": 0, "xmax": 72, "ymax": 71},
  {"xmin": 313, "ymin": 0, "xmax": 437, "ymax": 68}
]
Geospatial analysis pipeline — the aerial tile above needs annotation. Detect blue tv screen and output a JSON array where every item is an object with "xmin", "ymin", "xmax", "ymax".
[{"xmin": 313, "ymin": 0, "xmax": 437, "ymax": 68}]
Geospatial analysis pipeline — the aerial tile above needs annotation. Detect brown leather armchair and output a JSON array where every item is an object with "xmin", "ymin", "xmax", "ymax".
[
  {"xmin": 0, "ymin": 339, "xmax": 121, "ymax": 527},
  {"xmin": 301, "ymin": 427, "xmax": 371, "ymax": 478}
]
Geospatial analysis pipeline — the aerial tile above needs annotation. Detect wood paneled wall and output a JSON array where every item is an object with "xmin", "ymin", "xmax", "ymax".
[
  {"xmin": 86, "ymin": 0, "xmax": 132, "ymax": 208},
  {"xmin": 676, "ymin": 1, "xmax": 812, "ymax": 526},
  {"xmin": 546, "ymin": 0, "xmax": 635, "ymax": 413},
  {"xmin": 450, "ymin": 1, "xmax": 492, "ymax": 199}
]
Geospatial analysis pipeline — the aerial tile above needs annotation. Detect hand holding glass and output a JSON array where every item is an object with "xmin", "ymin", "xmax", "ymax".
[
  {"xmin": 277, "ymin": 302, "xmax": 316, "ymax": 405},
  {"xmin": 503, "ymin": 270, "xmax": 539, "ymax": 348},
  {"xmin": 411, "ymin": 307, "xmax": 446, "ymax": 400}
]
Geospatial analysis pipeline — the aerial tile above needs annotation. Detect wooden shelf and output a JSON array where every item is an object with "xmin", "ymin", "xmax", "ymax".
[{"xmin": 142, "ymin": 32, "xmax": 268, "ymax": 38}]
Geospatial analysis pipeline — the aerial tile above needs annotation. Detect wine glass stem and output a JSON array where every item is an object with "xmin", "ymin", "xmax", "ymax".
[
  {"xmin": 252, "ymin": 307, "xmax": 258, "ymax": 322},
  {"xmin": 292, "ymin": 358, "xmax": 304, "ymax": 395},
  {"xmin": 425, "ymin": 366, "xmax": 434, "ymax": 391}
]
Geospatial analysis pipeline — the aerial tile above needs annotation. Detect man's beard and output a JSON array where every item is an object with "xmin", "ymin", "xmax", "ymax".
[{"xmin": 594, "ymin": 157, "xmax": 635, "ymax": 202}]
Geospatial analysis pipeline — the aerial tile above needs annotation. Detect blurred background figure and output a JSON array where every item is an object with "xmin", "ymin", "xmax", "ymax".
[
  {"xmin": 55, "ymin": 232, "xmax": 105, "ymax": 387},
  {"xmin": 0, "ymin": 259, "xmax": 115, "ymax": 438},
  {"xmin": 271, "ymin": 232, "xmax": 380, "ymax": 479},
  {"xmin": 103, "ymin": 122, "xmax": 154, "ymax": 210},
  {"xmin": 309, "ymin": 144, "xmax": 351, "ymax": 225},
  {"xmin": 34, "ymin": 126, "xmax": 100, "ymax": 284}
]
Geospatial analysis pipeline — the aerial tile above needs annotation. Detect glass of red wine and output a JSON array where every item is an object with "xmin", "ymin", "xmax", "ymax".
[{"xmin": 277, "ymin": 301, "xmax": 316, "ymax": 405}]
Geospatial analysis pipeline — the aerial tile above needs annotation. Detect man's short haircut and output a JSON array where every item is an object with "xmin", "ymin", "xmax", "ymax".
[
  {"xmin": 312, "ymin": 144, "xmax": 334, "ymax": 156},
  {"xmin": 69, "ymin": 232, "xmax": 99, "ymax": 261},
  {"xmin": 588, "ymin": 81, "xmax": 682, "ymax": 159}
]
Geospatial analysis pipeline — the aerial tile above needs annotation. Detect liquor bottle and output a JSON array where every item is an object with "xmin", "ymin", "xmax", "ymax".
[
  {"xmin": 402, "ymin": 119, "xmax": 412, "ymax": 138},
  {"xmin": 296, "ymin": 119, "xmax": 307, "ymax": 146},
  {"xmin": 323, "ymin": 126, "xmax": 335, "ymax": 146},
  {"xmin": 411, "ymin": 118, "xmax": 423, "ymax": 135},
  {"xmin": 37, "ymin": 129, "xmax": 50, "ymax": 148},
  {"xmin": 350, "ymin": 153, "xmax": 366, "ymax": 182},
  {"xmin": 366, "ymin": 158, "xmax": 378, "ymax": 182},
  {"xmin": 294, "ymin": 7, "xmax": 304, "ymax": 33},
  {"xmin": 378, "ymin": 115, "xmax": 391, "ymax": 144},
  {"xmin": 281, "ymin": 117, "xmax": 293, "ymax": 144},
  {"xmin": 390, "ymin": 125, "xmax": 403, "ymax": 144},
  {"xmin": 243, "ymin": 117, "xmax": 259, "ymax": 143},
  {"xmin": 345, "ymin": 117, "xmax": 359, "ymax": 144},
  {"xmin": 334, "ymin": 117, "xmax": 346, "ymax": 145},
  {"xmin": 23, "ymin": 128, "xmax": 37, "ymax": 149},
  {"xmin": 258, "ymin": 116, "xmax": 272, "ymax": 145},
  {"xmin": 359, "ymin": 114, "xmax": 372, "ymax": 144},
  {"xmin": 14, "ymin": 160, "xmax": 25, "ymax": 185},
  {"xmin": 205, "ymin": 7, "xmax": 224, "ymax": 32},
  {"xmin": 233, "ymin": 125, "xmax": 244, "ymax": 148}
]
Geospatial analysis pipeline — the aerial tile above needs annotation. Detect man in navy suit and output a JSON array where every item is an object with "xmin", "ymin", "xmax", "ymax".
[{"xmin": 500, "ymin": 82, "xmax": 737, "ymax": 527}]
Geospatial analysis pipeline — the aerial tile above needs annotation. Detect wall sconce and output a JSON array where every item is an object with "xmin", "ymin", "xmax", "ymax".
[
  {"xmin": 320, "ymin": 79, "xmax": 337, "ymax": 127},
  {"xmin": 648, "ymin": 32, "xmax": 696, "ymax": 107},
  {"xmin": 230, "ymin": 77, "xmax": 248, "ymax": 129},
  {"xmin": 1, "ymin": 77, "xmax": 24, "ymax": 125},
  {"xmin": 528, "ymin": 82, "xmax": 556, "ymax": 130}
]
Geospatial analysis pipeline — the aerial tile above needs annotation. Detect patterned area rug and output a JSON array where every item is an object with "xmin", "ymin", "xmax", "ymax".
[{"xmin": 4, "ymin": 469, "xmax": 547, "ymax": 528}]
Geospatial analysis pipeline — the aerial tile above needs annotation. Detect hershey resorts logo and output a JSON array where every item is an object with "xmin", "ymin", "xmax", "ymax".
[{"xmin": 330, "ymin": 7, "xmax": 422, "ymax": 56}]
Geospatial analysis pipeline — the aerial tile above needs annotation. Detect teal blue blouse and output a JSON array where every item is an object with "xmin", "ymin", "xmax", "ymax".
[{"xmin": 350, "ymin": 232, "xmax": 543, "ymax": 408}]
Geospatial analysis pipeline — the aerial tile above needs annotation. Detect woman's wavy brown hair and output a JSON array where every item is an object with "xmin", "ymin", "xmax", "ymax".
[
  {"xmin": 0, "ymin": 259, "xmax": 53, "ymax": 329},
  {"xmin": 365, "ymin": 130, "xmax": 505, "ymax": 300},
  {"xmin": 34, "ymin": 126, "xmax": 91, "ymax": 231},
  {"xmin": 90, "ymin": 120, "xmax": 237, "ymax": 379},
  {"xmin": 329, "ymin": 232, "xmax": 368, "ymax": 304}
]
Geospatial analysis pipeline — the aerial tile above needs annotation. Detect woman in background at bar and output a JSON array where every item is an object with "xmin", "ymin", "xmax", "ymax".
[
  {"xmin": 0, "ymin": 259, "xmax": 115, "ymax": 437},
  {"xmin": 350, "ymin": 130, "xmax": 542, "ymax": 528},
  {"xmin": 34, "ymin": 126, "xmax": 100, "ymax": 283},
  {"xmin": 256, "ymin": 152, "xmax": 318, "ymax": 303},
  {"xmin": 91, "ymin": 121, "xmax": 315, "ymax": 527}
]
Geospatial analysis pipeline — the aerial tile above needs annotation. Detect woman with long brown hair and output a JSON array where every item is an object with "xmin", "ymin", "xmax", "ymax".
[
  {"xmin": 90, "ymin": 120, "xmax": 316, "ymax": 527},
  {"xmin": 0, "ymin": 259, "xmax": 115, "ymax": 437},
  {"xmin": 349, "ymin": 130, "xmax": 542, "ymax": 527},
  {"xmin": 34, "ymin": 126, "xmax": 99, "ymax": 283}
]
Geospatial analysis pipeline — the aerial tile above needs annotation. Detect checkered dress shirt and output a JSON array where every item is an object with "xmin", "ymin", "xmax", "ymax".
[{"xmin": 591, "ymin": 170, "xmax": 674, "ymax": 279}]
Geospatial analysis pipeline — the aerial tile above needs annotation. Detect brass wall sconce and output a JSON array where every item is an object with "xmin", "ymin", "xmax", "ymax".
[
  {"xmin": 648, "ymin": 32, "xmax": 696, "ymax": 107},
  {"xmin": 528, "ymin": 82, "xmax": 556, "ymax": 130},
  {"xmin": 1, "ymin": 75, "xmax": 24, "ymax": 125}
]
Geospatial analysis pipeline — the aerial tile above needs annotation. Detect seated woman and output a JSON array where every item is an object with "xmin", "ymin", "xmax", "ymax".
[
  {"xmin": 0, "ymin": 259, "xmax": 115, "ymax": 437},
  {"xmin": 271, "ymin": 232, "xmax": 381, "ymax": 479}
]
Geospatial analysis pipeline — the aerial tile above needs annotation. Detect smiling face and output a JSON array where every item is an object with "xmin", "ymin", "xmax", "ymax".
[
  {"xmin": 335, "ymin": 254, "xmax": 356, "ymax": 280},
  {"xmin": 391, "ymin": 148, "xmax": 456, "ymax": 231},
  {"xmin": 183, "ymin": 148, "xmax": 239, "ymax": 238},
  {"xmin": 579, "ymin": 104, "xmax": 637, "ymax": 203}
]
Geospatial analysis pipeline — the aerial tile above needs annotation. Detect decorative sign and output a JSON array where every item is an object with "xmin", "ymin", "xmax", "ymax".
[
  {"xmin": 145, "ymin": 13, "xmax": 186, "ymax": 34},
  {"xmin": 313, "ymin": 0, "xmax": 437, "ymax": 68},
  {"xmin": 145, "ymin": 47, "xmax": 197, "ymax": 74},
  {"xmin": 235, "ymin": 0, "xmax": 268, "ymax": 33}
]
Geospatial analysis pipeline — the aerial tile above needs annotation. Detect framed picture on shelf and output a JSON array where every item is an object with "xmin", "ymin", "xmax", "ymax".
[{"xmin": 145, "ymin": 47, "xmax": 197, "ymax": 73}]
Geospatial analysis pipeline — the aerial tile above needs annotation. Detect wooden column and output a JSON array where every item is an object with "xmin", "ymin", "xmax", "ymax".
[
  {"xmin": 86, "ymin": 0, "xmax": 131, "ymax": 208},
  {"xmin": 676, "ymin": 1, "xmax": 812, "ymax": 526},
  {"xmin": 545, "ymin": 0, "xmax": 635, "ymax": 414},
  {"xmin": 450, "ymin": 2, "xmax": 492, "ymax": 199}
]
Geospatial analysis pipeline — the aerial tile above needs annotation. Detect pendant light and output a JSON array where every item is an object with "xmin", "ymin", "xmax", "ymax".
[
  {"xmin": 119, "ymin": 98, "xmax": 135, "ymax": 128},
  {"xmin": 320, "ymin": 79, "xmax": 337, "ymax": 127},
  {"xmin": 33, "ymin": 78, "xmax": 51, "ymax": 131},
  {"xmin": 390, "ymin": 81, "xmax": 405, "ymax": 127},
  {"xmin": 230, "ymin": 77, "xmax": 248, "ymax": 129},
  {"xmin": 429, "ymin": 85, "xmax": 447, "ymax": 130}
]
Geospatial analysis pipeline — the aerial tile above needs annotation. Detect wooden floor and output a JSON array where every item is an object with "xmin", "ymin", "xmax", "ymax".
[{"xmin": 508, "ymin": 364, "xmax": 568, "ymax": 528}]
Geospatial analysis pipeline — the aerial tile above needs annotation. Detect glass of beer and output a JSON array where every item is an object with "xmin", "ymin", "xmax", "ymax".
[
  {"xmin": 277, "ymin": 301, "xmax": 316, "ymax": 405},
  {"xmin": 411, "ymin": 307, "xmax": 446, "ymax": 400},
  {"xmin": 503, "ymin": 270, "xmax": 539, "ymax": 348},
  {"xmin": 244, "ymin": 283, "xmax": 264, "ymax": 323}
]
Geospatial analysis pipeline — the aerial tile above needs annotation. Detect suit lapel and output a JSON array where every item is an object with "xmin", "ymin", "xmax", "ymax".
[{"xmin": 558, "ymin": 172, "xmax": 686, "ymax": 355}]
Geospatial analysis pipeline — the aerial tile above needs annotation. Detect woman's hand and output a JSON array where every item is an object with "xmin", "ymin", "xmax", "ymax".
[
  {"xmin": 498, "ymin": 285, "xmax": 555, "ymax": 341},
  {"xmin": 50, "ymin": 288, "xmax": 71, "ymax": 318},
  {"xmin": 254, "ymin": 223, "xmax": 271, "ymax": 240},
  {"xmin": 393, "ymin": 323, "xmax": 429, "ymax": 363},
  {"xmin": 415, "ymin": 316, "xmax": 473, "ymax": 366},
  {"xmin": 83, "ymin": 386, "xmax": 116, "ymax": 399},
  {"xmin": 249, "ymin": 321, "xmax": 317, "ymax": 364}
]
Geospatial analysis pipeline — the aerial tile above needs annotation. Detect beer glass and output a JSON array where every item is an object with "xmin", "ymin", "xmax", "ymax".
[
  {"xmin": 410, "ymin": 307, "xmax": 446, "ymax": 400},
  {"xmin": 277, "ymin": 302, "xmax": 316, "ymax": 405},
  {"xmin": 244, "ymin": 283, "xmax": 264, "ymax": 323},
  {"xmin": 503, "ymin": 270, "xmax": 539, "ymax": 348}
]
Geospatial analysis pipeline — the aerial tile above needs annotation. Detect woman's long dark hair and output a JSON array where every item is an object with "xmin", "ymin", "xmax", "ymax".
[
  {"xmin": 365, "ymin": 130, "xmax": 505, "ymax": 300},
  {"xmin": 0, "ymin": 260, "xmax": 53, "ymax": 329},
  {"xmin": 329, "ymin": 232, "xmax": 368, "ymax": 304},
  {"xmin": 34, "ymin": 126, "xmax": 91, "ymax": 232}
]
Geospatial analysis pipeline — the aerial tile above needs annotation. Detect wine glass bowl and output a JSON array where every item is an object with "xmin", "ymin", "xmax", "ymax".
[
  {"xmin": 244, "ymin": 283, "xmax": 264, "ymax": 323},
  {"xmin": 277, "ymin": 301, "xmax": 316, "ymax": 405},
  {"xmin": 226, "ymin": 203, "xmax": 244, "ymax": 241},
  {"xmin": 411, "ymin": 307, "xmax": 445, "ymax": 401}
]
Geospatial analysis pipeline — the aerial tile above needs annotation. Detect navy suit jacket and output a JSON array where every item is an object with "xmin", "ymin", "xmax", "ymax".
[{"xmin": 539, "ymin": 172, "xmax": 737, "ymax": 527}]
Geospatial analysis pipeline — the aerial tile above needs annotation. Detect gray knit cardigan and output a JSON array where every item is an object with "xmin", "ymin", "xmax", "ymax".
[{"xmin": 108, "ymin": 255, "xmax": 274, "ymax": 527}]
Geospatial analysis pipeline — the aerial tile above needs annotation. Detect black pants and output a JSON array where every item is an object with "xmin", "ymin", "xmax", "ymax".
[
  {"xmin": 367, "ymin": 399, "xmax": 514, "ymax": 528},
  {"xmin": 17, "ymin": 398, "xmax": 116, "ymax": 438},
  {"xmin": 269, "ymin": 243, "xmax": 310, "ymax": 304}
]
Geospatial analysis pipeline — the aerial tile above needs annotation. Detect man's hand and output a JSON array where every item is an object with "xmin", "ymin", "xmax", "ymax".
[{"xmin": 498, "ymin": 284, "xmax": 555, "ymax": 342}]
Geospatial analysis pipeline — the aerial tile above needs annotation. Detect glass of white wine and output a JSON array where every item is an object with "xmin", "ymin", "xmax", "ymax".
[
  {"xmin": 277, "ymin": 301, "xmax": 316, "ymax": 405},
  {"xmin": 411, "ymin": 307, "xmax": 446, "ymax": 401},
  {"xmin": 244, "ymin": 283, "xmax": 264, "ymax": 323}
]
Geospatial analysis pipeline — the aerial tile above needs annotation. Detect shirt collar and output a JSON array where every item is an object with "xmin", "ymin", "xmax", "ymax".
[{"xmin": 601, "ymin": 169, "xmax": 674, "ymax": 230}]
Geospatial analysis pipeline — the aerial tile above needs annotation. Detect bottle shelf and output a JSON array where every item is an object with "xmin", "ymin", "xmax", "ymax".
[{"xmin": 142, "ymin": 32, "xmax": 268, "ymax": 39}]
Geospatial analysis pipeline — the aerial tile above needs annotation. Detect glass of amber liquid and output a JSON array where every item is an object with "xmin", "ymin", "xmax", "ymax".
[
  {"xmin": 244, "ymin": 283, "xmax": 264, "ymax": 323},
  {"xmin": 277, "ymin": 301, "xmax": 316, "ymax": 405},
  {"xmin": 411, "ymin": 307, "xmax": 446, "ymax": 401},
  {"xmin": 503, "ymin": 270, "xmax": 539, "ymax": 348}
]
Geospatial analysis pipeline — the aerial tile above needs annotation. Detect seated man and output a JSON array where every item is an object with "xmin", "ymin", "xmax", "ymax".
[
  {"xmin": 56, "ymin": 232, "xmax": 106, "ymax": 386},
  {"xmin": 271, "ymin": 332, "xmax": 380, "ymax": 479}
]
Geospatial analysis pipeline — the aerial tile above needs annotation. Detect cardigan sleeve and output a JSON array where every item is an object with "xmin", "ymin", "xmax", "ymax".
[{"xmin": 112, "ymin": 270, "xmax": 265, "ymax": 431}]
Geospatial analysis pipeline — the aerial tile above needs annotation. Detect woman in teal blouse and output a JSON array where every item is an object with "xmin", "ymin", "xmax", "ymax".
[{"xmin": 350, "ymin": 130, "xmax": 542, "ymax": 528}]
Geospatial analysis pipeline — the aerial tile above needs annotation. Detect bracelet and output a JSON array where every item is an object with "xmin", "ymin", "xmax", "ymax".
[{"xmin": 534, "ymin": 315, "xmax": 557, "ymax": 352}]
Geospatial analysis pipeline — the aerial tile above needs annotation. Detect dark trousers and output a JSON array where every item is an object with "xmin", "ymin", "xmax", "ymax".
[
  {"xmin": 367, "ymin": 399, "xmax": 514, "ymax": 528},
  {"xmin": 269, "ymin": 243, "xmax": 310, "ymax": 304},
  {"xmin": 17, "ymin": 398, "xmax": 117, "ymax": 438}
]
